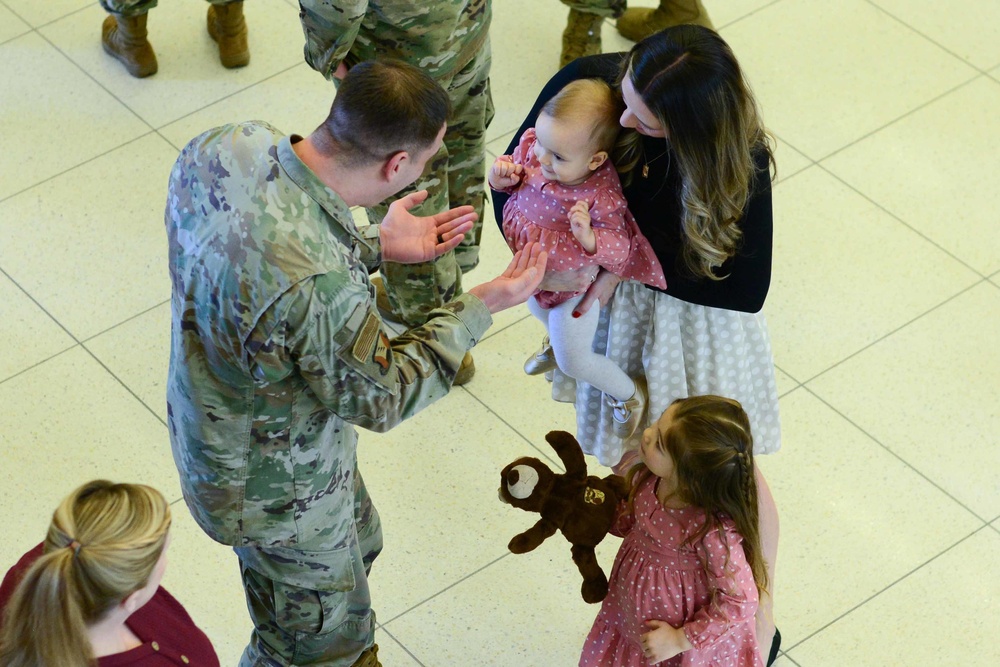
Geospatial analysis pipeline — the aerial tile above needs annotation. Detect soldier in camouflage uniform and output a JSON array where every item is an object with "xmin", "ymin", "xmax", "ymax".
[
  {"xmin": 164, "ymin": 60, "xmax": 545, "ymax": 666},
  {"xmin": 298, "ymin": 1, "xmax": 494, "ymax": 371}
]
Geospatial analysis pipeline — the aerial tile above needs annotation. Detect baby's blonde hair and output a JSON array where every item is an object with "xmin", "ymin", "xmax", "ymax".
[
  {"xmin": 0, "ymin": 480, "xmax": 171, "ymax": 667},
  {"xmin": 541, "ymin": 78, "xmax": 624, "ymax": 154}
]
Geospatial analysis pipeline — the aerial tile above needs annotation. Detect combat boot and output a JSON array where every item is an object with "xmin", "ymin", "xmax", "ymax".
[
  {"xmin": 351, "ymin": 643, "xmax": 382, "ymax": 667},
  {"xmin": 207, "ymin": 1, "xmax": 250, "ymax": 68},
  {"xmin": 101, "ymin": 13, "xmax": 157, "ymax": 78},
  {"xmin": 616, "ymin": 0, "xmax": 714, "ymax": 43},
  {"xmin": 560, "ymin": 9, "xmax": 605, "ymax": 69}
]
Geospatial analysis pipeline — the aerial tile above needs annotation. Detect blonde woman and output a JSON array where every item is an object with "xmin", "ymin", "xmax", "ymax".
[
  {"xmin": 0, "ymin": 480, "xmax": 218, "ymax": 667},
  {"xmin": 494, "ymin": 25, "xmax": 782, "ymax": 665}
]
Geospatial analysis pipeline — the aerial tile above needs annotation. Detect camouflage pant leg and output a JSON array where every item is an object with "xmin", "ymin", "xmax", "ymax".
[
  {"xmin": 237, "ymin": 471, "xmax": 384, "ymax": 667},
  {"xmin": 372, "ymin": 43, "xmax": 494, "ymax": 327},
  {"xmin": 99, "ymin": 0, "xmax": 241, "ymax": 16},
  {"xmin": 559, "ymin": 0, "xmax": 627, "ymax": 18}
]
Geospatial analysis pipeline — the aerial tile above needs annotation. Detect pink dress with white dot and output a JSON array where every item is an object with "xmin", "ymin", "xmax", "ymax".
[
  {"xmin": 580, "ymin": 475, "xmax": 763, "ymax": 667},
  {"xmin": 499, "ymin": 129, "xmax": 665, "ymax": 308}
]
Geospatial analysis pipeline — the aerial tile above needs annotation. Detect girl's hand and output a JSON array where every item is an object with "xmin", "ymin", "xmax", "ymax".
[
  {"xmin": 489, "ymin": 158, "xmax": 523, "ymax": 190},
  {"xmin": 640, "ymin": 620, "xmax": 692, "ymax": 664},
  {"xmin": 569, "ymin": 200, "xmax": 596, "ymax": 253}
]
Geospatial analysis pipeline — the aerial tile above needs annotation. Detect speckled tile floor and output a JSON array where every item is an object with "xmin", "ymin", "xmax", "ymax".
[{"xmin": 1, "ymin": 0, "xmax": 998, "ymax": 665}]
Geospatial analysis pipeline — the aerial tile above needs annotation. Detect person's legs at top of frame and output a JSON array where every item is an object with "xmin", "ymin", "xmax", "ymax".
[
  {"xmin": 557, "ymin": 0, "xmax": 626, "ymax": 70},
  {"xmin": 616, "ymin": 0, "xmax": 713, "ymax": 43}
]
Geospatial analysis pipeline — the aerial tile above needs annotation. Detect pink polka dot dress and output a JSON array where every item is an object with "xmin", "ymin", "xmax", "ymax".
[
  {"xmin": 498, "ymin": 129, "xmax": 666, "ymax": 308},
  {"xmin": 580, "ymin": 476, "xmax": 763, "ymax": 667}
]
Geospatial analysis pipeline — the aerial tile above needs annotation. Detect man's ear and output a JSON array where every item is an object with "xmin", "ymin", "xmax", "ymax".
[
  {"xmin": 588, "ymin": 150, "xmax": 609, "ymax": 171},
  {"xmin": 382, "ymin": 150, "xmax": 409, "ymax": 181}
]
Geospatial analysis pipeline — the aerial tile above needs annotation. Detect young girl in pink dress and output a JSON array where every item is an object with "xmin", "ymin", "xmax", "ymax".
[
  {"xmin": 489, "ymin": 78, "xmax": 666, "ymax": 439},
  {"xmin": 581, "ymin": 395, "xmax": 767, "ymax": 667}
]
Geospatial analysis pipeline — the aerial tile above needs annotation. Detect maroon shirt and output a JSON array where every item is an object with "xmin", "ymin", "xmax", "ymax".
[{"xmin": 0, "ymin": 544, "xmax": 220, "ymax": 667}]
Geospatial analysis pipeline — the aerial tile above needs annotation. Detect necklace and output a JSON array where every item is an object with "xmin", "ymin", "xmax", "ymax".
[{"xmin": 641, "ymin": 148, "xmax": 669, "ymax": 178}]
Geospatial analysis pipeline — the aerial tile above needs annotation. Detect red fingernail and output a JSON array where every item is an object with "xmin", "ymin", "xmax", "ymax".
[{"xmin": 572, "ymin": 311, "xmax": 580, "ymax": 318}]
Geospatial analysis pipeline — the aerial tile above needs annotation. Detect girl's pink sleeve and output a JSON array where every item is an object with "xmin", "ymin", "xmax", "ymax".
[
  {"xmin": 609, "ymin": 498, "xmax": 635, "ymax": 538},
  {"xmin": 587, "ymin": 186, "xmax": 632, "ymax": 266},
  {"xmin": 682, "ymin": 521, "xmax": 759, "ymax": 650}
]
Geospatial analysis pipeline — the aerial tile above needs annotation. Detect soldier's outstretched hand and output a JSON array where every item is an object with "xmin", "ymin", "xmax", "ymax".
[
  {"xmin": 468, "ymin": 242, "xmax": 548, "ymax": 314},
  {"xmin": 380, "ymin": 190, "xmax": 477, "ymax": 264}
]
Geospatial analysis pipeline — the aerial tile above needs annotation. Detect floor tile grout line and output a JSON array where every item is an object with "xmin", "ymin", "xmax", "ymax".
[
  {"xmin": 376, "ymin": 551, "xmax": 511, "ymax": 627},
  {"xmin": 801, "ymin": 383, "xmax": 990, "ymax": 524},
  {"xmin": 816, "ymin": 72, "xmax": 984, "ymax": 164},
  {"xmin": 0, "ymin": 130, "xmax": 159, "ymax": 206},
  {"xmin": 374, "ymin": 627, "xmax": 428, "ymax": 667},
  {"xmin": 79, "ymin": 341, "xmax": 169, "ymax": 428},
  {"xmin": 781, "ymin": 525, "xmax": 989, "ymax": 654},
  {"xmin": 459, "ymin": 386, "xmax": 567, "ymax": 470},
  {"xmin": 78, "ymin": 298, "xmax": 171, "ymax": 345},
  {"xmin": 800, "ymin": 277, "xmax": 987, "ymax": 387},
  {"xmin": 816, "ymin": 161, "xmax": 987, "ymax": 278},
  {"xmin": 0, "ymin": 344, "xmax": 79, "ymax": 388},
  {"xmin": 863, "ymin": 0, "xmax": 994, "ymax": 77}
]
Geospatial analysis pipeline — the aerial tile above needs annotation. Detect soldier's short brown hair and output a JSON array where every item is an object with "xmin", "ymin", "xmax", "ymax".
[{"xmin": 316, "ymin": 59, "xmax": 451, "ymax": 166}]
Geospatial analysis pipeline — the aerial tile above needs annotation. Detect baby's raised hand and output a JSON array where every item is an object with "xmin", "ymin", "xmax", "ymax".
[
  {"xmin": 569, "ymin": 200, "xmax": 592, "ymax": 232},
  {"xmin": 489, "ymin": 158, "xmax": 523, "ymax": 190}
]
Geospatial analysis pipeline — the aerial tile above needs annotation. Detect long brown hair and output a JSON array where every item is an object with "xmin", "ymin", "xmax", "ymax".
[
  {"xmin": 626, "ymin": 396, "xmax": 768, "ymax": 595},
  {"xmin": 620, "ymin": 25, "xmax": 774, "ymax": 280},
  {"xmin": 0, "ymin": 481, "xmax": 171, "ymax": 667}
]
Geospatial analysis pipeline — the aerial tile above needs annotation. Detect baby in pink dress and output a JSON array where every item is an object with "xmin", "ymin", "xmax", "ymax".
[
  {"xmin": 581, "ymin": 396, "xmax": 767, "ymax": 667},
  {"xmin": 489, "ymin": 79, "xmax": 666, "ymax": 439}
]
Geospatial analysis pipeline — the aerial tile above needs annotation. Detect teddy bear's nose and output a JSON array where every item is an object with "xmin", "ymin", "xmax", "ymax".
[{"xmin": 507, "ymin": 470, "xmax": 520, "ymax": 485}]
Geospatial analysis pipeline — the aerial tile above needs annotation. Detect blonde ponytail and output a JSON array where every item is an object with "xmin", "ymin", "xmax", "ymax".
[{"xmin": 0, "ymin": 481, "xmax": 171, "ymax": 667}]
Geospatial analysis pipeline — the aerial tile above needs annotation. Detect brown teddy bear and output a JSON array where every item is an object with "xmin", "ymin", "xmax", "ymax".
[{"xmin": 498, "ymin": 430, "xmax": 628, "ymax": 603}]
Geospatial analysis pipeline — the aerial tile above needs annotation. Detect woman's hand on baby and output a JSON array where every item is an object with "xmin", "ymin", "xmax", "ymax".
[
  {"xmin": 537, "ymin": 266, "xmax": 598, "ymax": 293},
  {"xmin": 641, "ymin": 620, "xmax": 692, "ymax": 664},
  {"xmin": 489, "ymin": 158, "xmax": 523, "ymax": 190},
  {"xmin": 571, "ymin": 269, "xmax": 621, "ymax": 318}
]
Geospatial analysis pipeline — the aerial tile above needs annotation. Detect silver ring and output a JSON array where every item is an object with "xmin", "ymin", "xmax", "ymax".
[{"xmin": 590, "ymin": 273, "xmax": 597, "ymax": 283}]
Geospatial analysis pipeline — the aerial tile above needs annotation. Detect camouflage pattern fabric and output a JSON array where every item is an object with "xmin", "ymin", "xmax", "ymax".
[
  {"xmin": 560, "ymin": 0, "xmax": 627, "ymax": 18},
  {"xmin": 299, "ymin": 0, "xmax": 493, "ymax": 327},
  {"xmin": 99, "ymin": 0, "xmax": 238, "ymax": 17},
  {"xmin": 238, "ymin": 468, "xmax": 383, "ymax": 666},
  {"xmin": 165, "ymin": 121, "xmax": 492, "ymax": 663}
]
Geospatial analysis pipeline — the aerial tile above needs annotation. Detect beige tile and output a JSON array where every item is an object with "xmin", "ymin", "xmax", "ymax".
[
  {"xmin": 767, "ymin": 167, "xmax": 979, "ymax": 380},
  {"xmin": 382, "ymin": 536, "xmax": 618, "ymax": 665},
  {"xmin": 808, "ymin": 283, "xmax": 1000, "ymax": 518},
  {"xmin": 0, "ymin": 32, "xmax": 149, "ymax": 201},
  {"xmin": 773, "ymin": 367, "xmax": 798, "ymax": 396},
  {"xmin": 485, "ymin": 130, "xmax": 516, "ymax": 159},
  {"xmin": 488, "ymin": 0, "xmax": 576, "ymax": 140},
  {"xmin": 756, "ymin": 390, "xmax": 981, "ymax": 644},
  {"xmin": 369, "ymin": 631, "xmax": 421, "ymax": 666},
  {"xmin": 611, "ymin": 0, "xmax": 778, "ymax": 31},
  {"xmin": 0, "ymin": 273, "xmax": 75, "ymax": 382},
  {"xmin": 3, "ymin": 0, "xmax": 88, "ymax": 28},
  {"xmin": 723, "ymin": 0, "xmax": 977, "ymax": 159},
  {"xmin": 0, "ymin": 133, "xmax": 176, "ymax": 340},
  {"xmin": 771, "ymin": 136, "xmax": 811, "ymax": 183},
  {"xmin": 0, "ymin": 4, "xmax": 30, "ymax": 43},
  {"xmin": 871, "ymin": 0, "xmax": 1000, "ymax": 70},
  {"xmin": 161, "ymin": 503, "xmax": 250, "ymax": 665},
  {"xmin": 158, "ymin": 62, "xmax": 334, "ymax": 150},
  {"xmin": 85, "ymin": 301, "xmax": 170, "ymax": 422},
  {"xmin": 462, "ymin": 315, "xmax": 580, "ymax": 446},
  {"xmin": 40, "ymin": 1, "xmax": 305, "ymax": 130},
  {"xmin": 358, "ymin": 389, "xmax": 583, "ymax": 622},
  {"xmin": 823, "ymin": 75, "xmax": 1000, "ymax": 275},
  {"xmin": 786, "ymin": 528, "xmax": 1000, "ymax": 667},
  {"xmin": 0, "ymin": 348, "xmax": 179, "ymax": 571}
]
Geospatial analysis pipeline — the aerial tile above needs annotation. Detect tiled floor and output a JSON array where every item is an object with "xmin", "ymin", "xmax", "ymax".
[{"xmin": 1, "ymin": 0, "xmax": 998, "ymax": 665}]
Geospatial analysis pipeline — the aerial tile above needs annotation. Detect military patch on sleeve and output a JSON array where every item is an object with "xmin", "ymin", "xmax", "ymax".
[{"xmin": 335, "ymin": 302, "xmax": 398, "ymax": 393}]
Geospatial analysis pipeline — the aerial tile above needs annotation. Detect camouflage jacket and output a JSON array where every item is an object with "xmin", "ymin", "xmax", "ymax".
[
  {"xmin": 300, "ymin": 0, "xmax": 491, "ymax": 80},
  {"xmin": 165, "ymin": 122, "xmax": 491, "ymax": 587}
]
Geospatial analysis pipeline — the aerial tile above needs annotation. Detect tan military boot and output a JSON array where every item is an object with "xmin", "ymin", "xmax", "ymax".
[
  {"xmin": 616, "ymin": 0, "xmax": 714, "ymax": 43},
  {"xmin": 351, "ymin": 643, "xmax": 382, "ymax": 667},
  {"xmin": 560, "ymin": 9, "xmax": 605, "ymax": 69},
  {"xmin": 207, "ymin": 1, "xmax": 250, "ymax": 68},
  {"xmin": 101, "ymin": 13, "xmax": 157, "ymax": 78}
]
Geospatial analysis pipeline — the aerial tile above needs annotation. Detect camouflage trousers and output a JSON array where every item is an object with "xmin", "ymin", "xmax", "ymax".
[
  {"xmin": 368, "ymin": 42, "xmax": 495, "ymax": 326},
  {"xmin": 100, "ymin": 0, "xmax": 238, "ymax": 17},
  {"xmin": 236, "ymin": 470, "xmax": 384, "ymax": 666},
  {"xmin": 560, "ymin": 0, "xmax": 627, "ymax": 18}
]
